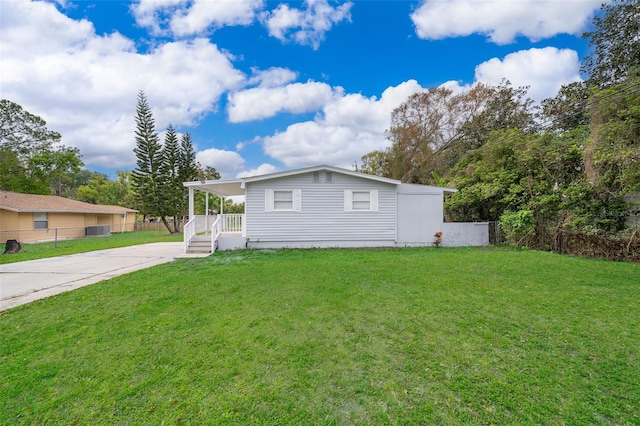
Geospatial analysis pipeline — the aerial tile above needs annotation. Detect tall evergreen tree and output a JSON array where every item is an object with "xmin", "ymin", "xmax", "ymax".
[
  {"xmin": 178, "ymin": 132, "xmax": 199, "ymax": 219},
  {"xmin": 160, "ymin": 124, "xmax": 182, "ymax": 233},
  {"xmin": 131, "ymin": 91, "xmax": 170, "ymax": 229}
]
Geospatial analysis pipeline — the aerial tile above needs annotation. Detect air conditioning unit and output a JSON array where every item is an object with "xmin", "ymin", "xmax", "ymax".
[{"xmin": 85, "ymin": 225, "xmax": 111, "ymax": 236}]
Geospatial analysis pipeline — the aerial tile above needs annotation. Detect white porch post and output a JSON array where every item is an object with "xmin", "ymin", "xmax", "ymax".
[
  {"xmin": 188, "ymin": 187, "xmax": 194, "ymax": 218},
  {"xmin": 205, "ymin": 192, "xmax": 209, "ymax": 215},
  {"xmin": 221, "ymin": 196, "xmax": 224, "ymax": 215}
]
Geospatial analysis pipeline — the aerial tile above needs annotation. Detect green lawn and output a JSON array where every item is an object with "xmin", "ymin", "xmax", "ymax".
[
  {"xmin": 0, "ymin": 230, "xmax": 182, "ymax": 264},
  {"xmin": 1, "ymin": 247, "xmax": 638, "ymax": 424}
]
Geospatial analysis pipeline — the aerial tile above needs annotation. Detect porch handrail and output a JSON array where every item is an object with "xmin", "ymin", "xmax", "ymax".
[
  {"xmin": 211, "ymin": 216, "xmax": 222, "ymax": 253},
  {"xmin": 184, "ymin": 216, "xmax": 196, "ymax": 253}
]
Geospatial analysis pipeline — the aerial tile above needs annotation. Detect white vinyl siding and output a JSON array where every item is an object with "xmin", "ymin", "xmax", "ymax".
[
  {"xmin": 247, "ymin": 172, "xmax": 394, "ymax": 246},
  {"xmin": 265, "ymin": 189, "xmax": 301, "ymax": 212},
  {"xmin": 34, "ymin": 212, "xmax": 48, "ymax": 229},
  {"xmin": 344, "ymin": 190, "xmax": 378, "ymax": 211}
]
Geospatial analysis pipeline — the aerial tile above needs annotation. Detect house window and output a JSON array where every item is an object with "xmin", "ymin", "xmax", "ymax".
[
  {"xmin": 344, "ymin": 190, "xmax": 378, "ymax": 212},
  {"xmin": 274, "ymin": 190, "xmax": 293, "ymax": 210},
  {"xmin": 325, "ymin": 172, "xmax": 333, "ymax": 182},
  {"xmin": 34, "ymin": 212, "xmax": 48, "ymax": 229},
  {"xmin": 352, "ymin": 191, "xmax": 370, "ymax": 210},
  {"xmin": 313, "ymin": 171, "xmax": 320, "ymax": 183},
  {"xmin": 265, "ymin": 189, "xmax": 302, "ymax": 212}
]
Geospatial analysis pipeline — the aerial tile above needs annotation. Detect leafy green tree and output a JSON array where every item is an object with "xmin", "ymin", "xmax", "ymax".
[
  {"xmin": 0, "ymin": 99, "xmax": 60, "ymax": 160},
  {"xmin": 29, "ymin": 145, "xmax": 83, "ymax": 196},
  {"xmin": 540, "ymin": 81, "xmax": 590, "ymax": 132},
  {"xmin": 0, "ymin": 99, "xmax": 85, "ymax": 195},
  {"xmin": 0, "ymin": 146, "xmax": 39, "ymax": 193},
  {"xmin": 444, "ymin": 81, "xmax": 535, "ymax": 167},
  {"xmin": 446, "ymin": 128, "xmax": 587, "ymax": 221},
  {"xmin": 362, "ymin": 82, "xmax": 535, "ymax": 184},
  {"xmin": 585, "ymin": 71, "xmax": 640, "ymax": 196},
  {"xmin": 360, "ymin": 150, "xmax": 393, "ymax": 178},
  {"xmin": 446, "ymin": 126, "xmax": 628, "ymax": 236},
  {"xmin": 582, "ymin": 0, "xmax": 640, "ymax": 88},
  {"xmin": 77, "ymin": 171, "xmax": 134, "ymax": 207}
]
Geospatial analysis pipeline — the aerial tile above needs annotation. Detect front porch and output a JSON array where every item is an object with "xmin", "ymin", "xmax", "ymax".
[
  {"xmin": 183, "ymin": 178, "xmax": 247, "ymax": 254},
  {"xmin": 184, "ymin": 214, "xmax": 245, "ymax": 254}
]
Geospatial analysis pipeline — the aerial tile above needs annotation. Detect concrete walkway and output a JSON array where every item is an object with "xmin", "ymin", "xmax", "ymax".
[{"xmin": 0, "ymin": 242, "xmax": 206, "ymax": 311}]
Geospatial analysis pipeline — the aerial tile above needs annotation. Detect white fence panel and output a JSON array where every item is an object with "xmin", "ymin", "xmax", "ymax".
[{"xmin": 442, "ymin": 222, "xmax": 490, "ymax": 246}]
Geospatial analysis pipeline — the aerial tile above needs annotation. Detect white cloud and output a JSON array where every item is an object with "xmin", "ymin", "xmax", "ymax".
[
  {"xmin": 437, "ymin": 48, "xmax": 582, "ymax": 103},
  {"xmin": 170, "ymin": 0, "xmax": 264, "ymax": 36},
  {"xmin": 0, "ymin": 0, "xmax": 245, "ymax": 169},
  {"xmin": 227, "ymin": 81, "xmax": 337, "ymax": 122},
  {"xmin": 474, "ymin": 47, "xmax": 582, "ymax": 102},
  {"xmin": 236, "ymin": 163, "xmax": 279, "ymax": 178},
  {"xmin": 260, "ymin": 80, "xmax": 426, "ymax": 167},
  {"xmin": 411, "ymin": 0, "xmax": 600, "ymax": 44},
  {"xmin": 258, "ymin": 45, "xmax": 583, "ymax": 168},
  {"xmin": 438, "ymin": 80, "xmax": 473, "ymax": 95},
  {"xmin": 196, "ymin": 148, "xmax": 246, "ymax": 179},
  {"xmin": 131, "ymin": 0, "xmax": 264, "ymax": 37},
  {"xmin": 262, "ymin": 0, "xmax": 353, "ymax": 49},
  {"xmin": 247, "ymin": 67, "xmax": 298, "ymax": 87}
]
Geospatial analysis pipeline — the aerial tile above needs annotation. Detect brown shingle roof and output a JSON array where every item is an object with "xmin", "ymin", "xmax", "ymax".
[{"xmin": 0, "ymin": 191, "xmax": 137, "ymax": 214}]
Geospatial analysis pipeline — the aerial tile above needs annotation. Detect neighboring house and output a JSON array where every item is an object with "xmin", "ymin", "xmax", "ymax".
[
  {"xmin": 183, "ymin": 165, "xmax": 489, "ymax": 253},
  {"xmin": 0, "ymin": 191, "xmax": 137, "ymax": 244}
]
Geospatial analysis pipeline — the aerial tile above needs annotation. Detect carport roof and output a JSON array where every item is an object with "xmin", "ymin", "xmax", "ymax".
[{"xmin": 183, "ymin": 179, "xmax": 245, "ymax": 197}]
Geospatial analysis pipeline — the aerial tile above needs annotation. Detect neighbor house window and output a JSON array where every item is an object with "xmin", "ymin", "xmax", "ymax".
[
  {"xmin": 265, "ymin": 189, "xmax": 302, "ymax": 212},
  {"xmin": 34, "ymin": 212, "xmax": 48, "ymax": 229},
  {"xmin": 344, "ymin": 190, "xmax": 378, "ymax": 212}
]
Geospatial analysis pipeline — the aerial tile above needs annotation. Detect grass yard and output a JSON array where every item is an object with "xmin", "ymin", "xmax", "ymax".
[
  {"xmin": 0, "ymin": 230, "xmax": 182, "ymax": 264},
  {"xmin": 1, "ymin": 247, "xmax": 639, "ymax": 424}
]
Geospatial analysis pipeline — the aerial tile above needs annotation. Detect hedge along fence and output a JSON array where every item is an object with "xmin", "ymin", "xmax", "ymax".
[
  {"xmin": 553, "ymin": 228, "xmax": 640, "ymax": 262},
  {"xmin": 498, "ymin": 214, "xmax": 640, "ymax": 262}
]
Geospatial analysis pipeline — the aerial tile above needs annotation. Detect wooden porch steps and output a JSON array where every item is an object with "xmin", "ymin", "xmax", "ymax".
[{"xmin": 186, "ymin": 235, "xmax": 213, "ymax": 254}]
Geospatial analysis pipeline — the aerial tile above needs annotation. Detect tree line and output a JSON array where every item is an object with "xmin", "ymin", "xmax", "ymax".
[
  {"xmin": 0, "ymin": 91, "xmax": 241, "ymax": 235},
  {"xmin": 359, "ymin": 0, "xmax": 640, "ymax": 243}
]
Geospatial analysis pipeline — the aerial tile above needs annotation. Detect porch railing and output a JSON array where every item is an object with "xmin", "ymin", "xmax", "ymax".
[
  {"xmin": 184, "ymin": 214, "xmax": 245, "ymax": 253},
  {"xmin": 184, "ymin": 217, "xmax": 196, "ymax": 253},
  {"xmin": 211, "ymin": 216, "xmax": 222, "ymax": 253},
  {"xmin": 222, "ymin": 214, "xmax": 244, "ymax": 233}
]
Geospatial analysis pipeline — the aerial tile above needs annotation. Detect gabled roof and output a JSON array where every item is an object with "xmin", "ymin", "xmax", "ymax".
[
  {"xmin": 241, "ymin": 165, "xmax": 401, "ymax": 185},
  {"xmin": 184, "ymin": 165, "xmax": 457, "ymax": 196},
  {"xmin": 0, "ymin": 191, "xmax": 137, "ymax": 214}
]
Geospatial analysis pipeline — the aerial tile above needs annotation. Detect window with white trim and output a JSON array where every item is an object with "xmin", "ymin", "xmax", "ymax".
[
  {"xmin": 34, "ymin": 212, "xmax": 48, "ymax": 229},
  {"xmin": 265, "ymin": 189, "xmax": 302, "ymax": 211},
  {"xmin": 344, "ymin": 190, "xmax": 378, "ymax": 211}
]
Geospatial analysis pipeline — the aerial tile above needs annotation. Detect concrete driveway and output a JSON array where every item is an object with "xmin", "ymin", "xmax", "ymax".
[{"xmin": 0, "ymin": 242, "xmax": 203, "ymax": 311}]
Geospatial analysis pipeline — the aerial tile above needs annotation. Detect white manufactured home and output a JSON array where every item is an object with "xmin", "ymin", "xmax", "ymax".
[{"xmin": 183, "ymin": 165, "xmax": 489, "ymax": 253}]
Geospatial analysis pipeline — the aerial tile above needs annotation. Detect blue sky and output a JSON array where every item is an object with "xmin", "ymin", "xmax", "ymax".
[{"xmin": 0, "ymin": 0, "xmax": 602, "ymax": 179}]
